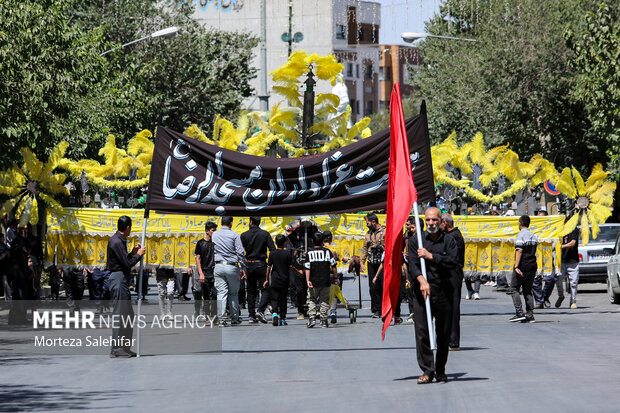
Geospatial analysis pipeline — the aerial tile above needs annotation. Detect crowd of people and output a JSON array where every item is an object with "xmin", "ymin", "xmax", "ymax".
[{"xmin": 1, "ymin": 210, "xmax": 581, "ymax": 373}]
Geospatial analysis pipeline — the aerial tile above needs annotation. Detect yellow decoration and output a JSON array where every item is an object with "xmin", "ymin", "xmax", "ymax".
[
  {"xmin": 556, "ymin": 164, "xmax": 616, "ymax": 245},
  {"xmin": 60, "ymin": 130, "xmax": 154, "ymax": 190},
  {"xmin": 47, "ymin": 209, "xmax": 563, "ymax": 278},
  {"xmin": 0, "ymin": 142, "xmax": 70, "ymax": 224},
  {"xmin": 432, "ymin": 132, "xmax": 560, "ymax": 205}
]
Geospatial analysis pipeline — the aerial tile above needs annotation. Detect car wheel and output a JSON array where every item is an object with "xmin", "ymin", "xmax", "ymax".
[{"xmin": 607, "ymin": 277, "xmax": 620, "ymax": 304}]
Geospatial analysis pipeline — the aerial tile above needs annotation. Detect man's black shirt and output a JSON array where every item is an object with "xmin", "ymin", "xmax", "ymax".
[
  {"xmin": 408, "ymin": 231, "xmax": 458, "ymax": 285},
  {"xmin": 561, "ymin": 228, "xmax": 579, "ymax": 263},
  {"xmin": 195, "ymin": 239, "xmax": 215, "ymax": 277},
  {"xmin": 106, "ymin": 231, "xmax": 141, "ymax": 279},
  {"xmin": 445, "ymin": 228, "xmax": 465, "ymax": 285},
  {"xmin": 240, "ymin": 226, "xmax": 275, "ymax": 261}
]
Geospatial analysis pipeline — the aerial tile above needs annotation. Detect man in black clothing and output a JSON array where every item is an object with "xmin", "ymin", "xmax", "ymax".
[
  {"xmin": 240, "ymin": 217, "xmax": 275, "ymax": 323},
  {"xmin": 7, "ymin": 225, "xmax": 29, "ymax": 324},
  {"xmin": 408, "ymin": 207, "xmax": 458, "ymax": 384},
  {"xmin": 441, "ymin": 213, "xmax": 465, "ymax": 351},
  {"xmin": 107, "ymin": 215, "xmax": 145, "ymax": 358},
  {"xmin": 194, "ymin": 221, "xmax": 218, "ymax": 322},
  {"xmin": 402, "ymin": 216, "xmax": 424, "ymax": 323}
]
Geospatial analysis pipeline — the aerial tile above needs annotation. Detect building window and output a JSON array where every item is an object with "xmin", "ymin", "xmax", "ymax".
[
  {"xmin": 383, "ymin": 66, "xmax": 392, "ymax": 81},
  {"xmin": 365, "ymin": 64, "xmax": 373, "ymax": 80},
  {"xmin": 357, "ymin": 28, "xmax": 364, "ymax": 42},
  {"xmin": 350, "ymin": 99, "xmax": 356, "ymax": 114},
  {"xmin": 365, "ymin": 100, "xmax": 373, "ymax": 116},
  {"xmin": 356, "ymin": 64, "xmax": 360, "ymax": 78},
  {"xmin": 336, "ymin": 25, "xmax": 346, "ymax": 40},
  {"xmin": 346, "ymin": 63, "xmax": 353, "ymax": 77}
]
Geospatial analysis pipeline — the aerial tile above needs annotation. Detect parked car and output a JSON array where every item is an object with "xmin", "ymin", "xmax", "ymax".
[
  {"xmin": 605, "ymin": 233, "xmax": 620, "ymax": 304},
  {"xmin": 577, "ymin": 223, "xmax": 620, "ymax": 283}
]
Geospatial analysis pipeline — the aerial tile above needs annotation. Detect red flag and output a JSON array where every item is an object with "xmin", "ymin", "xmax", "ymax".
[{"xmin": 382, "ymin": 83, "xmax": 417, "ymax": 339}]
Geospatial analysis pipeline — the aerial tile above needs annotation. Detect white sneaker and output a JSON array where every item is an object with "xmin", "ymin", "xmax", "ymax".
[
  {"xmin": 472, "ymin": 293, "xmax": 480, "ymax": 300},
  {"xmin": 406, "ymin": 314, "xmax": 414, "ymax": 324},
  {"xmin": 465, "ymin": 294, "xmax": 471, "ymax": 300}
]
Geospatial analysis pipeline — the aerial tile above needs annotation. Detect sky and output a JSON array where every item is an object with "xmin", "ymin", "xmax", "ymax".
[{"xmin": 376, "ymin": 0, "xmax": 441, "ymax": 45}]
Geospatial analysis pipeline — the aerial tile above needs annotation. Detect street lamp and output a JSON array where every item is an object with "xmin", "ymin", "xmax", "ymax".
[
  {"xmin": 401, "ymin": 31, "xmax": 477, "ymax": 43},
  {"xmin": 100, "ymin": 26, "xmax": 180, "ymax": 56}
]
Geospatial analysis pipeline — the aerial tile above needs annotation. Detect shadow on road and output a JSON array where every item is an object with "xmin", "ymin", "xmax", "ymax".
[
  {"xmin": 394, "ymin": 372, "xmax": 489, "ymax": 382},
  {"xmin": 0, "ymin": 385, "xmax": 132, "ymax": 412},
  {"xmin": 221, "ymin": 346, "xmax": 415, "ymax": 354}
]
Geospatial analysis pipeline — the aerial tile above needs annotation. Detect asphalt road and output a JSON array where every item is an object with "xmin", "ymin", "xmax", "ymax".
[{"xmin": 1, "ymin": 276, "xmax": 620, "ymax": 413}]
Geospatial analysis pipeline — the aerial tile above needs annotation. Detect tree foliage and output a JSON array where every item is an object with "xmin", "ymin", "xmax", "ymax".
[
  {"xmin": 0, "ymin": 0, "xmax": 258, "ymax": 169},
  {"xmin": 68, "ymin": 0, "xmax": 258, "ymax": 158},
  {"xmin": 412, "ymin": 0, "xmax": 606, "ymax": 173},
  {"xmin": 566, "ymin": 3, "xmax": 620, "ymax": 177},
  {"xmin": 0, "ymin": 0, "xmax": 107, "ymax": 169}
]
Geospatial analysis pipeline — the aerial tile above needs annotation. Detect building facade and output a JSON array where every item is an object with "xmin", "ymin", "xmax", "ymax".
[
  {"xmin": 378, "ymin": 44, "xmax": 422, "ymax": 111},
  {"xmin": 192, "ymin": 0, "xmax": 381, "ymax": 122}
]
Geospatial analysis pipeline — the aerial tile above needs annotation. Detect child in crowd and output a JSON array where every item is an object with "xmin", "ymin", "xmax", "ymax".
[
  {"xmin": 194, "ymin": 221, "xmax": 218, "ymax": 324},
  {"xmin": 323, "ymin": 231, "xmax": 343, "ymax": 324},
  {"xmin": 265, "ymin": 234, "xmax": 302, "ymax": 326},
  {"xmin": 305, "ymin": 232, "xmax": 338, "ymax": 328}
]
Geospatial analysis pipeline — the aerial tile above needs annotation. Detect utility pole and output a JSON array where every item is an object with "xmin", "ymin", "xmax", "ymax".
[
  {"xmin": 281, "ymin": 0, "xmax": 303, "ymax": 57},
  {"xmin": 287, "ymin": 0, "xmax": 293, "ymax": 56},
  {"xmin": 259, "ymin": 0, "xmax": 269, "ymax": 112}
]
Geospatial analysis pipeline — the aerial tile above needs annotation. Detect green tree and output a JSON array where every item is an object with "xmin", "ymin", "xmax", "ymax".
[
  {"xmin": 412, "ymin": 0, "xmax": 605, "ymax": 172},
  {"xmin": 0, "ymin": 0, "xmax": 108, "ymax": 169},
  {"xmin": 68, "ymin": 1, "xmax": 258, "ymax": 156},
  {"xmin": 368, "ymin": 98, "xmax": 420, "ymax": 134},
  {"xmin": 566, "ymin": 3, "xmax": 620, "ymax": 177}
]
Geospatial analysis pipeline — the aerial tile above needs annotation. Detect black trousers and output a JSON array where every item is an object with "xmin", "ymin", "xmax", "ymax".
[
  {"xmin": 109, "ymin": 272, "xmax": 134, "ymax": 351},
  {"xmin": 509, "ymin": 269, "xmax": 535, "ymax": 317},
  {"xmin": 394, "ymin": 271, "xmax": 407, "ymax": 318},
  {"xmin": 293, "ymin": 270, "xmax": 307, "ymax": 314},
  {"xmin": 239, "ymin": 278, "xmax": 246, "ymax": 306},
  {"xmin": 368, "ymin": 262, "xmax": 382, "ymax": 314},
  {"xmin": 412, "ymin": 282, "xmax": 453, "ymax": 377},
  {"xmin": 51, "ymin": 284, "xmax": 60, "ymax": 299},
  {"xmin": 175, "ymin": 272, "xmax": 190, "ymax": 297},
  {"xmin": 270, "ymin": 285, "xmax": 289, "ymax": 319},
  {"xmin": 8, "ymin": 275, "xmax": 27, "ymax": 325},
  {"xmin": 450, "ymin": 278, "xmax": 463, "ymax": 348},
  {"xmin": 193, "ymin": 278, "xmax": 217, "ymax": 317},
  {"xmin": 246, "ymin": 261, "xmax": 269, "ymax": 316}
]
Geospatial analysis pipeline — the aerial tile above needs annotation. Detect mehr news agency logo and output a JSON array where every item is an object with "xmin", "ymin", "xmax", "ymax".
[{"xmin": 31, "ymin": 310, "xmax": 216, "ymax": 348}]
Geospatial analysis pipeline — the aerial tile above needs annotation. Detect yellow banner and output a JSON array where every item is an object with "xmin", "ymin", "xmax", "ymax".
[{"xmin": 46, "ymin": 208, "xmax": 563, "ymax": 275}]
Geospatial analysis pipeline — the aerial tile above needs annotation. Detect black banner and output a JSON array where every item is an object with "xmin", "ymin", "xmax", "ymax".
[{"xmin": 147, "ymin": 104, "xmax": 434, "ymax": 217}]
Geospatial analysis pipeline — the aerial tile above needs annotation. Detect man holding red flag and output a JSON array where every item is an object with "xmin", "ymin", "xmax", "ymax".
[
  {"xmin": 382, "ymin": 83, "xmax": 456, "ymax": 383},
  {"xmin": 409, "ymin": 207, "xmax": 458, "ymax": 383}
]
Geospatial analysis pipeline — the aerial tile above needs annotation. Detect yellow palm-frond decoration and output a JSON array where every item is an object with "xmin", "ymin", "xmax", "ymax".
[
  {"xmin": 558, "ymin": 163, "xmax": 616, "ymax": 245},
  {"xmin": 529, "ymin": 154, "xmax": 558, "ymax": 187},
  {"xmin": 184, "ymin": 124, "xmax": 215, "ymax": 145},
  {"xmin": 60, "ymin": 130, "xmax": 153, "ymax": 190},
  {"xmin": 0, "ymin": 142, "xmax": 70, "ymax": 225},
  {"xmin": 430, "ymin": 132, "xmax": 568, "ymax": 206}
]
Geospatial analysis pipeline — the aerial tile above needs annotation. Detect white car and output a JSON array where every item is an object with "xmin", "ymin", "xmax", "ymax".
[
  {"xmin": 578, "ymin": 224, "xmax": 620, "ymax": 283},
  {"xmin": 606, "ymin": 233, "xmax": 620, "ymax": 304}
]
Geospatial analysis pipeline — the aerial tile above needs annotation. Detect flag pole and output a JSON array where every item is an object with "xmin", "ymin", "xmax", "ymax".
[
  {"xmin": 136, "ymin": 209, "xmax": 149, "ymax": 358},
  {"xmin": 412, "ymin": 201, "xmax": 436, "ymax": 350}
]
